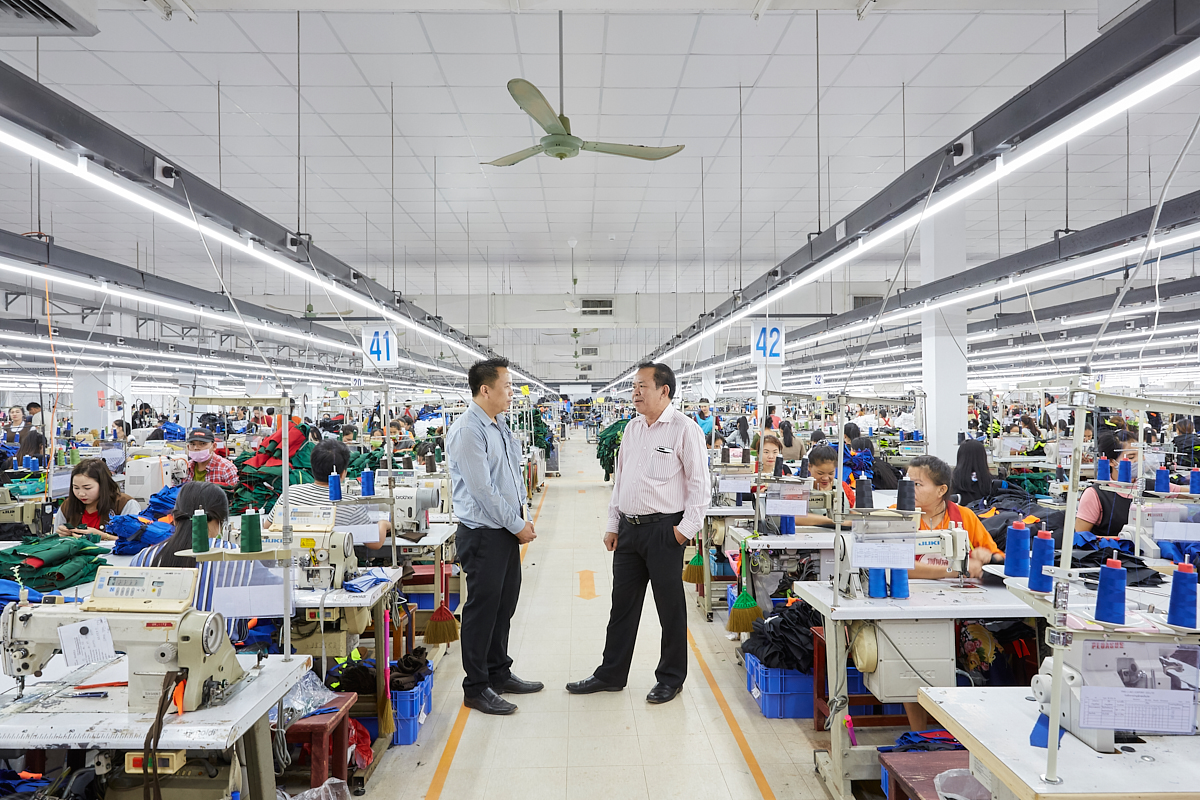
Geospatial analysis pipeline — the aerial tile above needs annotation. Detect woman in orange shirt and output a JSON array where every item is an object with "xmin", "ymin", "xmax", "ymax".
[{"xmin": 906, "ymin": 455, "xmax": 1003, "ymax": 580}]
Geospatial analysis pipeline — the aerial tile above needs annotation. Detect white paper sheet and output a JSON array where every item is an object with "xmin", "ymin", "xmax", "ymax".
[
  {"xmin": 718, "ymin": 478, "xmax": 754, "ymax": 494},
  {"xmin": 1079, "ymin": 686, "xmax": 1195, "ymax": 734},
  {"xmin": 851, "ymin": 541, "xmax": 916, "ymax": 570},
  {"xmin": 57, "ymin": 618, "xmax": 116, "ymax": 668},
  {"xmin": 764, "ymin": 499, "xmax": 809, "ymax": 516}
]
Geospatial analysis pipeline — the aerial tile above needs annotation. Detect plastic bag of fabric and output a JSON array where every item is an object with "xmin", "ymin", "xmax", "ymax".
[
  {"xmin": 279, "ymin": 780, "xmax": 353, "ymax": 800},
  {"xmin": 269, "ymin": 670, "xmax": 338, "ymax": 728},
  {"xmin": 161, "ymin": 421, "xmax": 186, "ymax": 441},
  {"xmin": 106, "ymin": 515, "xmax": 174, "ymax": 555},
  {"xmin": 145, "ymin": 484, "xmax": 180, "ymax": 519},
  {"xmin": 933, "ymin": 769, "xmax": 990, "ymax": 800}
]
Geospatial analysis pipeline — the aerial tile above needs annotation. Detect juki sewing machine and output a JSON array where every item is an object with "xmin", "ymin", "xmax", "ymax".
[
  {"xmin": 834, "ymin": 509, "xmax": 968, "ymax": 702},
  {"xmin": 124, "ymin": 455, "xmax": 187, "ymax": 503},
  {"xmin": 266, "ymin": 505, "xmax": 358, "ymax": 590},
  {"xmin": 0, "ymin": 566, "xmax": 244, "ymax": 712}
]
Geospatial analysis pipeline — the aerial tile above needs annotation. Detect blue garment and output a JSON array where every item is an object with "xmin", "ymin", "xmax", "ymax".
[
  {"xmin": 446, "ymin": 401, "xmax": 526, "ymax": 534},
  {"xmin": 694, "ymin": 413, "xmax": 714, "ymax": 436},
  {"xmin": 344, "ymin": 567, "xmax": 391, "ymax": 593},
  {"xmin": 107, "ymin": 514, "xmax": 174, "ymax": 555}
]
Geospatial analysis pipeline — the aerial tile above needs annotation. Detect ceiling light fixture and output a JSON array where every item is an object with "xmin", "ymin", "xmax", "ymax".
[{"xmin": 603, "ymin": 35, "xmax": 1200, "ymax": 393}]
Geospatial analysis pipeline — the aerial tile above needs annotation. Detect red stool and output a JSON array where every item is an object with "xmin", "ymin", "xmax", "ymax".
[{"xmin": 285, "ymin": 692, "xmax": 356, "ymax": 788}]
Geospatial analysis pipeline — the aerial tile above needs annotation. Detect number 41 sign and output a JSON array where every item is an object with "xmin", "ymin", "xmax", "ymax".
[
  {"xmin": 363, "ymin": 326, "xmax": 399, "ymax": 368},
  {"xmin": 750, "ymin": 323, "xmax": 785, "ymax": 365}
]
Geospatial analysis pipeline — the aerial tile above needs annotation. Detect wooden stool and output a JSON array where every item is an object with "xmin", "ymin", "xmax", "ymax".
[
  {"xmin": 285, "ymin": 692, "xmax": 357, "ymax": 788},
  {"xmin": 878, "ymin": 751, "xmax": 970, "ymax": 800},
  {"xmin": 812, "ymin": 625, "xmax": 908, "ymax": 730}
]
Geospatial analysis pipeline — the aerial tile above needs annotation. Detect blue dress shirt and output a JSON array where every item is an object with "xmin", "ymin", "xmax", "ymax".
[{"xmin": 447, "ymin": 401, "xmax": 526, "ymax": 534}]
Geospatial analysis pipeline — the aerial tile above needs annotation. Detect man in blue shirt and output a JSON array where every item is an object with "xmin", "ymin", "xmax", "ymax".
[{"xmin": 447, "ymin": 357, "xmax": 542, "ymax": 715}]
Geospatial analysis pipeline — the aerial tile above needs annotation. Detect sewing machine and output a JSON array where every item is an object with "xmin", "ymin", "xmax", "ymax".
[
  {"xmin": 1030, "ymin": 639, "xmax": 1200, "ymax": 753},
  {"xmin": 124, "ymin": 455, "xmax": 187, "ymax": 502},
  {"xmin": 0, "ymin": 488, "xmax": 49, "ymax": 536},
  {"xmin": 392, "ymin": 486, "xmax": 441, "ymax": 536},
  {"xmin": 834, "ymin": 509, "xmax": 969, "ymax": 597},
  {"xmin": 266, "ymin": 505, "xmax": 358, "ymax": 590},
  {"xmin": 0, "ymin": 566, "xmax": 244, "ymax": 712}
]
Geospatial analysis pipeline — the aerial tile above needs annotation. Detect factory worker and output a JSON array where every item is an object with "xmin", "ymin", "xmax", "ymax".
[
  {"xmin": 54, "ymin": 458, "xmax": 142, "ymax": 541},
  {"xmin": 791, "ymin": 445, "xmax": 855, "ymax": 528},
  {"xmin": 182, "ymin": 428, "xmax": 238, "ymax": 486},
  {"xmin": 905, "ymin": 455, "xmax": 1001, "ymax": 581}
]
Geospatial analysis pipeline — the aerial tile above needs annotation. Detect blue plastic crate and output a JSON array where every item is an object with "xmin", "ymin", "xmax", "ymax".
[
  {"xmin": 412, "ymin": 592, "xmax": 460, "ymax": 611},
  {"xmin": 726, "ymin": 583, "xmax": 737, "ymax": 612},
  {"xmin": 390, "ymin": 668, "xmax": 433, "ymax": 746},
  {"xmin": 880, "ymin": 765, "xmax": 890, "ymax": 799},
  {"xmin": 708, "ymin": 550, "xmax": 735, "ymax": 577},
  {"xmin": 744, "ymin": 652, "xmax": 815, "ymax": 719}
]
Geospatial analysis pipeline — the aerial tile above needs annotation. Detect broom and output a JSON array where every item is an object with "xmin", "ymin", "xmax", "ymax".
[
  {"xmin": 423, "ymin": 601, "xmax": 460, "ymax": 645},
  {"xmin": 682, "ymin": 549, "xmax": 705, "ymax": 584},
  {"xmin": 379, "ymin": 608, "xmax": 396, "ymax": 740},
  {"xmin": 726, "ymin": 541, "xmax": 763, "ymax": 633}
]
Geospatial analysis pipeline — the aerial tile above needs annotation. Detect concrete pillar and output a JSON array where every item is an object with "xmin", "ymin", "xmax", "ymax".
[{"xmin": 921, "ymin": 203, "xmax": 968, "ymax": 464}]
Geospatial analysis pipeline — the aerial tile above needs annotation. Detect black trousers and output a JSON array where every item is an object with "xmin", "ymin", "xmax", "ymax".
[
  {"xmin": 594, "ymin": 512, "xmax": 688, "ymax": 689},
  {"xmin": 456, "ymin": 523, "xmax": 522, "ymax": 698}
]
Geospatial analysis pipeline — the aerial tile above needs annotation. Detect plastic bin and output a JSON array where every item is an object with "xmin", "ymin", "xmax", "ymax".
[
  {"xmin": 411, "ymin": 592, "xmax": 460, "ymax": 611},
  {"xmin": 391, "ymin": 669, "xmax": 434, "ymax": 745},
  {"xmin": 708, "ymin": 550, "xmax": 735, "ymax": 577},
  {"xmin": 744, "ymin": 651, "xmax": 815, "ymax": 719}
]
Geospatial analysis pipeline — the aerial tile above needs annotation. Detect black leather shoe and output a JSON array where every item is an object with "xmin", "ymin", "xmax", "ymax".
[
  {"xmin": 565, "ymin": 675, "xmax": 623, "ymax": 694},
  {"xmin": 646, "ymin": 683, "xmax": 682, "ymax": 704},
  {"xmin": 464, "ymin": 688, "xmax": 517, "ymax": 715},
  {"xmin": 495, "ymin": 674, "xmax": 544, "ymax": 694}
]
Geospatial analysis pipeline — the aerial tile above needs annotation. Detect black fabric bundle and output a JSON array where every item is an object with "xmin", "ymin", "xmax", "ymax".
[
  {"xmin": 1072, "ymin": 547, "xmax": 1164, "ymax": 587},
  {"xmin": 739, "ymin": 601, "xmax": 824, "ymax": 673},
  {"xmin": 390, "ymin": 647, "xmax": 432, "ymax": 692}
]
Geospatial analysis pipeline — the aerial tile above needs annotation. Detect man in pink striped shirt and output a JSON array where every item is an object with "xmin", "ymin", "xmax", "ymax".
[{"xmin": 567, "ymin": 362, "xmax": 709, "ymax": 705}]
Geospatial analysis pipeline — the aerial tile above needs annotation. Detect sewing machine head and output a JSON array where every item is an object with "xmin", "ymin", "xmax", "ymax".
[
  {"xmin": 265, "ymin": 506, "xmax": 358, "ymax": 589},
  {"xmin": 393, "ymin": 486, "xmax": 440, "ymax": 533},
  {"xmin": 835, "ymin": 510, "xmax": 970, "ymax": 597},
  {"xmin": 0, "ymin": 567, "xmax": 244, "ymax": 712}
]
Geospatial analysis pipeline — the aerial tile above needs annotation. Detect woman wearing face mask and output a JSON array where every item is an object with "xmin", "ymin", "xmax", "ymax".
[
  {"xmin": 182, "ymin": 428, "xmax": 238, "ymax": 486},
  {"xmin": 53, "ymin": 458, "xmax": 142, "ymax": 540}
]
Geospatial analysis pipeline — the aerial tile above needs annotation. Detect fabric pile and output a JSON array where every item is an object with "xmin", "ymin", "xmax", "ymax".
[
  {"xmin": 228, "ymin": 422, "xmax": 316, "ymax": 514},
  {"xmin": 346, "ymin": 447, "xmax": 384, "ymax": 479},
  {"xmin": 596, "ymin": 419, "xmax": 630, "ymax": 481},
  {"xmin": 106, "ymin": 514, "xmax": 175, "ymax": 555},
  {"xmin": 390, "ymin": 648, "xmax": 432, "ymax": 692},
  {"xmin": 1071, "ymin": 531, "xmax": 1163, "ymax": 587},
  {"xmin": 739, "ymin": 601, "xmax": 824, "ymax": 674},
  {"xmin": 0, "ymin": 537, "xmax": 107, "ymax": 590},
  {"xmin": 968, "ymin": 487, "xmax": 1066, "ymax": 548},
  {"xmin": 877, "ymin": 730, "xmax": 965, "ymax": 753},
  {"xmin": 145, "ymin": 484, "xmax": 179, "ymax": 518}
]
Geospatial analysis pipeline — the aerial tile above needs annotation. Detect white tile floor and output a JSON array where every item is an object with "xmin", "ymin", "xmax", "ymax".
[{"xmin": 366, "ymin": 432, "xmax": 832, "ymax": 800}]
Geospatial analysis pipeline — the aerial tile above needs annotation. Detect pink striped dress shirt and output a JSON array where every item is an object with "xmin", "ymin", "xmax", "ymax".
[{"xmin": 606, "ymin": 402, "xmax": 710, "ymax": 538}]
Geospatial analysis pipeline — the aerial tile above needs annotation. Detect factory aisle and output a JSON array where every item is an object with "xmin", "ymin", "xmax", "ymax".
[{"xmin": 371, "ymin": 431, "xmax": 830, "ymax": 800}]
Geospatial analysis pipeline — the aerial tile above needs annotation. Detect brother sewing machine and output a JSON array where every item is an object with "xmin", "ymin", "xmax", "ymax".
[
  {"xmin": 392, "ymin": 486, "xmax": 441, "ymax": 537},
  {"xmin": 266, "ymin": 505, "xmax": 358, "ymax": 590},
  {"xmin": 0, "ymin": 566, "xmax": 244, "ymax": 712}
]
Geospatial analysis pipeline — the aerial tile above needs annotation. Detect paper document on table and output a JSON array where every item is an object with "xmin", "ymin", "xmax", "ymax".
[
  {"xmin": 1079, "ymin": 686, "xmax": 1195, "ymax": 734},
  {"xmin": 344, "ymin": 524, "xmax": 382, "ymax": 544},
  {"xmin": 718, "ymin": 478, "xmax": 753, "ymax": 494},
  {"xmin": 851, "ymin": 541, "xmax": 915, "ymax": 570},
  {"xmin": 57, "ymin": 618, "xmax": 116, "ymax": 668}
]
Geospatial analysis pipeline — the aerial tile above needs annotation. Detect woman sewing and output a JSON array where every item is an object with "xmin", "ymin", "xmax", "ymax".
[
  {"xmin": 905, "ymin": 455, "xmax": 1002, "ymax": 579},
  {"xmin": 53, "ymin": 458, "xmax": 142, "ymax": 541}
]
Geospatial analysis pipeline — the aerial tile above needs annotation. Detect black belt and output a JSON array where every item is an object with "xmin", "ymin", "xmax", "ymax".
[{"xmin": 620, "ymin": 511, "xmax": 683, "ymax": 526}]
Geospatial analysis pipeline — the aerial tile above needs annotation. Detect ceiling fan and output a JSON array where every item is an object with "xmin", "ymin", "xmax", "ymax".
[{"xmin": 483, "ymin": 12, "xmax": 685, "ymax": 168}]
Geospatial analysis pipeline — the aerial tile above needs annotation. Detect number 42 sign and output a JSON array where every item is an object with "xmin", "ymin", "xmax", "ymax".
[
  {"xmin": 750, "ymin": 323, "xmax": 785, "ymax": 365},
  {"xmin": 363, "ymin": 326, "xmax": 399, "ymax": 368}
]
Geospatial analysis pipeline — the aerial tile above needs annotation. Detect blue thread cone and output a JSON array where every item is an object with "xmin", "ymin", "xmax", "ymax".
[
  {"xmin": 1168, "ymin": 562, "xmax": 1198, "ymax": 628},
  {"xmin": 328, "ymin": 472, "xmax": 342, "ymax": 501},
  {"xmin": 1117, "ymin": 458, "xmax": 1132, "ymax": 483},
  {"xmin": 360, "ymin": 469, "xmax": 375, "ymax": 496},
  {"xmin": 1004, "ymin": 521, "xmax": 1031, "ymax": 577},
  {"xmin": 1156, "ymin": 467, "xmax": 1170, "ymax": 493},
  {"xmin": 1029, "ymin": 530, "xmax": 1055, "ymax": 592},
  {"xmin": 889, "ymin": 568, "xmax": 909, "ymax": 598},
  {"xmin": 1097, "ymin": 457, "xmax": 1111, "ymax": 481},
  {"xmin": 868, "ymin": 569, "xmax": 888, "ymax": 598},
  {"xmin": 1095, "ymin": 555, "xmax": 1127, "ymax": 625},
  {"xmin": 1191, "ymin": 468, "xmax": 1200, "ymax": 495}
]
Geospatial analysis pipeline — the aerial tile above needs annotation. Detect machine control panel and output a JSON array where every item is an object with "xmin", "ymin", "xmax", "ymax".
[
  {"xmin": 81, "ymin": 567, "xmax": 199, "ymax": 613},
  {"xmin": 269, "ymin": 505, "xmax": 336, "ymax": 533}
]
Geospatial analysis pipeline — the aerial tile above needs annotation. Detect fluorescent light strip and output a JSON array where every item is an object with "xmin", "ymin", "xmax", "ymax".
[
  {"xmin": 0, "ymin": 256, "xmax": 470, "ymax": 379},
  {"xmin": 605, "ymin": 38, "xmax": 1200, "ymax": 393},
  {"xmin": 7, "ymin": 342, "xmax": 464, "ymax": 395},
  {"xmin": 0, "ymin": 118, "xmax": 525, "ymax": 380}
]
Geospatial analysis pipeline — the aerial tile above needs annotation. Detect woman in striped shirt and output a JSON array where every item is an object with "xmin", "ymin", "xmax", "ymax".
[{"xmin": 133, "ymin": 482, "xmax": 273, "ymax": 639}]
